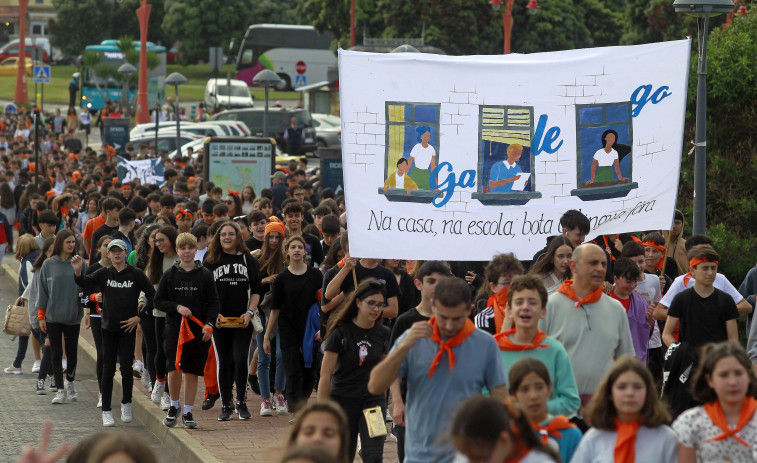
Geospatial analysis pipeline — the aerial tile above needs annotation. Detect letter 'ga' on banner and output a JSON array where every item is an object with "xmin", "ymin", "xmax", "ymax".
[{"xmin": 338, "ymin": 40, "xmax": 691, "ymax": 261}]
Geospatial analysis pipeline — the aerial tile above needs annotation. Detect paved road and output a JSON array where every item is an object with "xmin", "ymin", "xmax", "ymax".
[{"xmin": 0, "ymin": 272, "xmax": 177, "ymax": 462}]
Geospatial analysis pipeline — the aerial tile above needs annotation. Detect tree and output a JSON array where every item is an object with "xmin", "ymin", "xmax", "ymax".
[
  {"xmin": 250, "ymin": 0, "xmax": 304, "ymax": 25},
  {"xmin": 81, "ymin": 50, "xmax": 109, "ymax": 104},
  {"xmin": 50, "ymin": 0, "xmax": 112, "ymax": 57},
  {"xmin": 162, "ymin": 0, "xmax": 253, "ymax": 65}
]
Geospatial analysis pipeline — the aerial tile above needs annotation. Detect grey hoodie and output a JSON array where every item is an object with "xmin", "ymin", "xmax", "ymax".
[{"xmin": 37, "ymin": 255, "xmax": 83, "ymax": 325}]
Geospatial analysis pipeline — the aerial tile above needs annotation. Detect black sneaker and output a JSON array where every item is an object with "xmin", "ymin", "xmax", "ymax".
[
  {"xmin": 236, "ymin": 402, "xmax": 251, "ymax": 420},
  {"xmin": 164, "ymin": 406, "xmax": 179, "ymax": 427},
  {"xmin": 218, "ymin": 404, "xmax": 233, "ymax": 421},
  {"xmin": 248, "ymin": 374, "xmax": 261, "ymax": 396},
  {"xmin": 35, "ymin": 379, "xmax": 46, "ymax": 395},
  {"xmin": 201, "ymin": 393, "xmax": 219, "ymax": 410},
  {"xmin": 48, "ymin": 376, "xmax": 57, "ymax": 390},
  {"xmin": 182, "ymin": 412, "xmax": 198, "ymax": 429}
]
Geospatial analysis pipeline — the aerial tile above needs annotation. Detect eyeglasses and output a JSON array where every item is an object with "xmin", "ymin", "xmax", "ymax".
[
  {"xmin": 363, "ymin": 300, "xmax": 386, "ymax": 310},
  {"xmin": 153, "ymin": 238, "xmax": 166, "ymax": 244}
]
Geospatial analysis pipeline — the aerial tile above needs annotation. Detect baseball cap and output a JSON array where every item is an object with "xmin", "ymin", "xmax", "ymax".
[{"xmin": 107, "ymin": 239, "xmax": 128, "ymax": 251}]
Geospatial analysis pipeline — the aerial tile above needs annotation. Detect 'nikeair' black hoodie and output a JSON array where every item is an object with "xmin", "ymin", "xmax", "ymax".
[
  {"xmin": 154, "ymin": 261, "xmax": 220, "ymax": 327},
  {"xmin": 74, "ymin": 264, "xmax": 155, "ymax": 331}
]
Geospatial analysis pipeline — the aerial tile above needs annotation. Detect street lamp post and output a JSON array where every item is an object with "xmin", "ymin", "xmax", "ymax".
[
  {"xmin": 118, "ymin": 63, "xmax": 137, "ymax": 122},
  {"xmin": 135, "ymin": 0, "xmax": 152, "ymax": 124},
  {"xmin": 253, "ymin": 70, "xmax": 283, "ymax": 138},
  {"xmin": 165, "ymin": 72, "xmax": 187, "ymax": 157},
  {"xmin": 489, "ymin": 0, "xmax": 539, "ymax": 54},
  {"xmin": 673, "ymin": 0, "xmax": 734, "ymax": 235}
]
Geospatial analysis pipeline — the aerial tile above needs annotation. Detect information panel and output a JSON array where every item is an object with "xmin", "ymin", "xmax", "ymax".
[{"xmin": 204, "ymin": 137, "xmax": 275, "ymax": 196}]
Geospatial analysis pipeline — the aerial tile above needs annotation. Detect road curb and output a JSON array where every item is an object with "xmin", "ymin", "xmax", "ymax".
[{"xmin": 2, "ymin": 265, "xmax": 221, "ymax": 463}]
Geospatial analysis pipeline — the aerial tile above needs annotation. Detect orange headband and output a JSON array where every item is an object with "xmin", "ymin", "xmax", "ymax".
[
  {"xmin": 227, "ymin": 189, "xmax": 240, "ymax": 198},
  {"xmin": 176, "ymin": 207, "xmax": 192, "ymax": 220},
  {"xmin": 690, "ymin": 257, "xmax": 718, "ymax": 269},
  {"xmin": 264, "ymin": 221, "xmax": 285, "ymax": 238},
  {"xmin": 642, "ymin": 241, "xmax": 667, "ymax": 270}
]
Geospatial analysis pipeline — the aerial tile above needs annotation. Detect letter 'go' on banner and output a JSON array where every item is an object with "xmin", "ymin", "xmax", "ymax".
[{"xmin": 338, "ymin": 40, "xmax": 691, "ymax": 261}]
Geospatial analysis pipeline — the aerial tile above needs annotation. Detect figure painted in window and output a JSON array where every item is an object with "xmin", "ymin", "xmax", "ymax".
[
  {"xmin": 587, "ymin": 129, "xmax": 631, "ymax": 184},
  {"xmin": 407, "ymin": 126, "xmax": 436, "ymax": 190},
  {"xmin": 488, "ymin": 143, "xmax": 525, "ymax": 193},
  {"xmin": 383, "ymin": 158, "xmax": 418, "ymax": 194}
]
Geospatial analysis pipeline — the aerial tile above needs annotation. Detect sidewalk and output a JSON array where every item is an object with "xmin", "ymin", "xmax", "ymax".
[{"xmin": 1, "ymin": 261, "xmax": 400, "ymax": 462}]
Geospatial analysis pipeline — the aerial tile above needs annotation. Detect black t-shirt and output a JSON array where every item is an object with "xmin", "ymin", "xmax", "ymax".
[
  {"xmin": 89, "ymin": 223, "xmax": 119, "ymax": 264},
  {"xmin": 668, "ymin": 287, "xmax": 739, "ymax": 347},
  {"xmin": 338, "ymin": 262, "xmax": 400, "ymax": 299},
  {"xmin": 204, "ymin": 252, "xmax": 261, "ymax": 317},
  {"xmin": 300, "ymin": 233, "xmax": 324, "ymax": 267},
  {"xmin": 389, "ymin": 307, "xmax": 430, "ymax": 401},
  {"xmin": 396, "ymin": 271, "xmax": 419, "ymax": 318},
  {"xmin": 245, "ymin": 237, "xmax": 263, "ymax": 252},
  {"xmin": 271, "ymin": 267, "xmax": 324, "ymax": 349},
  {"xmin": 324, "ymin": 320, "xmax": 390, "ymax": 399}
]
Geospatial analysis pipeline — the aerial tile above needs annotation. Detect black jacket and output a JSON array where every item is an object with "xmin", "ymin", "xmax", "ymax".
[{"xmin": 154, "ymin": 262, "xmax": 220, "ymax": 327}]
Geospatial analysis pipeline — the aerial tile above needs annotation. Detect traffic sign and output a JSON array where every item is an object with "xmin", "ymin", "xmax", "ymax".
[
  {"xmin": 296, "ymin": 61, "xmax": 306, "ymax": 75},
  {"xmin": 295, "ymin": 75, "xmax": 307, "ymax": 87},
  {"xmin": 33, "ymin": 65, "xmax": 51, "ymax": 84}
]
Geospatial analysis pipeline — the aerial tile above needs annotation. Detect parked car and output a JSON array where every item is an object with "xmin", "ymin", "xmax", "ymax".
[
  {"xmin": 210, "ymin": 107, "xmax": 317, "ymax": 155},
  {"xmin": 0, "ymin": 43, "xmax": 49, "ymax": 63},
  {"xmin": 200, "ymin": 120, "xmax": 251, "ymax": 136},
  {"xmin": 130, "ymin": 121, "xmax": 198, "ymax": 138},
  {"xmin": 311, "ymin": 113, "xmax": 341, "ymax": 148},
  {"xmin": 0, "ymin": 57, "xmax": 33, "ymax": 77},
  {"xmin": 130, "ymin": 131, "xmax": 202, "ymax": 154},
  {"xmin": 204, "ymin": 78, "xmax": 253, "ymax": 111}
]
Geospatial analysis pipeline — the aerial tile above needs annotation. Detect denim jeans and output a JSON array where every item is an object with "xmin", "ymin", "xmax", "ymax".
[{"xmin": 256, "ymin": 312, "xmax": 286, "ymax": 399}]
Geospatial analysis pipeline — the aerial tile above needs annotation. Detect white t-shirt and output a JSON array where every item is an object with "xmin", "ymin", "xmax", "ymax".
[
  {"xmin": 660, "ymin": 273, "xmax": 743, "ymax": 307},
  {"xmin": 674, "ymin": 405, "xmax": 757, "ymax": 463},
  {"xmin": 79, "ymin": 111, "xmax": 92, "ymax": 125},
  {"xmin": 593, "ymin": 148, "xmax": 618, "ymax": 167},
  {"xmin": 571, "ymin": 425, "xmax": 679, "ymax": 463},
  {"xmin": 409, "ymin": 143, "xmax": 435, "ymax": 169},
  {"xmin": 395, "ymin": 172, "xmax": 405, "ymax": 189}
]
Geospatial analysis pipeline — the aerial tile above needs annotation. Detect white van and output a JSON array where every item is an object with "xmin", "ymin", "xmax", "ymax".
[{"xmin": 204, "ymin": 78, "xmax": 253, "ymax": 111}]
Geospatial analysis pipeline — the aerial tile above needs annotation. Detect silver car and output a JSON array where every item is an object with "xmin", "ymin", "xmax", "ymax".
[{"xmin": 312, "ymin": 113, "xmax": 341, "ymax": 148}]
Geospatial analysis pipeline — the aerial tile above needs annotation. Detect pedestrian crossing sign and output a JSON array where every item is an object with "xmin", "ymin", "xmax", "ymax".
[
  {"xmin": 295, "ymin": 75, "xmax": 306, "ymax": 87},
  {"xmin": 33, "ymin": 65, "xmax": 51, "ymax": 84}
]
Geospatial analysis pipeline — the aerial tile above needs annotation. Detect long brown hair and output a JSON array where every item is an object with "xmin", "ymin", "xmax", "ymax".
[
  {"xmin": 585, "ymin": 356, "xmax": 670, "ymax": 430},
  {"xmin": 258, "ymin": 230, "xmax": 286, "ymax": 277},
  {"xmin": 450, "ymin": 396, "xmax": 559, "ymax": 462},
  {"xmin": 147, "ymin": 226, "xmax": 178, "ymax": 284},
  {"xmin": 33, "ymin": 237, "xmax": 56, "ymax": 271},
  {"xmin": 51, "ymin": 229, "xmax": 77, "ymax": 259},
  {"xmin": 529, "ymin": 235, "xmax": 574, "ymax": 279},
  {"xmin": 205, "ymin": 221, "xmax": 249, "ymax": 265},
  {"xmin": 286, "ymin": 401, "xmax": 350, "ymax": 463},
  {"xmin": 691, "ymin": 342, "xmax": 757, "ymax": 404},
  {"xmin": 325, "ymin": 279, "xmax": 386, "ymax": 341}
]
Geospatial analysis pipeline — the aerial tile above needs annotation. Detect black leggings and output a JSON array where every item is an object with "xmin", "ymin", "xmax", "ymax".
[
  {"xmin": 140, "ymin": 312, "xmax": 156, "ymax": 381},
  {"xmin": 46, "ymin": 322, "xmax": 79, "ymax": 388},
  {"xmin": 34, "ymin": 329, "xmax": 53, "ymax": 381},
  {"xmin": 332, "ymin": 395, "xmax": 386, "ymax": 463},
  {"xmin": 154, "ymin": 316, "xmax": 167, "ymax": 381},
  {"xmin": 281, "ymin": 345, "xmax": 316, "ymax": 413},
  {"xmin": 101, "ymin": 328, "xmax": 136, "ymax": 412},
  {"xmin": 90, "ymin": 316, "xmax": 104, "ymax": 390},
  {"xmin": 212, "ymin": 325, "xmax": 254, "ymax": 405}
]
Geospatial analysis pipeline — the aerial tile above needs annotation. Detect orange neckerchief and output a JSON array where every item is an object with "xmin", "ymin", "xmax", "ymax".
[
  {"xmin": 555, "ymin": 280, "xmax": 604, "ymax": 307},
  {"xmin": 59, "ymin": 206, "xmax": 70, "ymax": 218},
  {"xmin": 703, "ymin": 398, "xmax": 757, "ymax": 447},
  {"xmin": 427, "ymin": 315, "xmax": 476, "ymax": 378},
  {"xmin": 641, "ymin": 241, "xmax": 666, "ymax": 270},
  {"xmin": 175, "ymin": 314, "xmax": 212, "ymax": 371},
  {"xmin": 683, "ymin": 257, "xmax": 720, "ymax": 286},
  {"xmin": 495, "ymin": 328, "xmax": 549, "ymax": 352},
  {"xmin": 486, "ymin": 286, "xmax": 509, "ymax": 333},
  {"xmin": 614, "ymin": 419, "xmax": 640, "ymax": 463},
  {"xmin": 337, "ymin": 258, "xmax": 345, "ymax": 268},
  {"xmin": 534, "ymin": 415, "xmax": 577, "ymax": 443},
  {"xmin": 505, "ymin": 425, "xmax": 530, "ymax": 463},
  {"xmin": 90, "ymin": 293, "xmax": 102, "ymax": 315}
]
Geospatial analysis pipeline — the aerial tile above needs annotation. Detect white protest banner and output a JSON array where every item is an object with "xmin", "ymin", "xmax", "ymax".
[
  {"xmin": 339, "ymin": 40, "xmax": 691, "ymax": 261},
  {"xmin": 116, "ymin": 156, "xmax": 165, "ymax": 186}
]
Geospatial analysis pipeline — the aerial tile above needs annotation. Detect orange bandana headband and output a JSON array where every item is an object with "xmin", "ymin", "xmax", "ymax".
[
  {"xmin": 689, "ymin": 257, "xmax": 718, "ymax": 269},
  {"xmin": 641, "ymin": 241, "xmax": 666, "ymax": 270},
  {"xmin": 175, "ymin": 206, "xmax": 192, "ymax": 220}
]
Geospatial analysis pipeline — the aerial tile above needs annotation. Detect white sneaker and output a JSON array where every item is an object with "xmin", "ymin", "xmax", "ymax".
[
  {"xmin": 141, "ymin": 370, "xmax": 151, "ymax": 389},
  {"xmin": 61, "ymin": 359, "xmax": 67, "ymax": 372},
  {"xmin": 121, "ymin": 402, "xmax": 133, "ymax": 423},
  {"xmin": 97, "ymin": 393, "xmax": 102, "ymax": 408},
  {"xmin": 274, "ymin": 393, "xmax": 288, "ymax": 415},
  {"xmin": 133, "ymin": 360, "xmax": 143, "ymax": 378},
  {"xmin": 160, "ymin": 394, "xmax": 171, "ymax": 411},
  {"xmin": 151, "ymin": 381, "xmax": 165, "ymax": 404},
  {"xmin": 260, "ymin": 398, "xmax": 273, "ymax": 416},
  {"xmin": 102, "ymin": 411, "xmax": 115, "ymax": 427},
  {"xmin": 66, "ymin": 381, "xmax": 78, "ymax": 402},
  {"xmin": 32, "ymin": 360, "xmax": 41, "ymax": 373},
  {"xmin": 51, "ymin": 390, "xmax": 66, "ymax": 404},
  {"xmin": 3, "ymin": 366, "xmax": 22, "ymax": 375}
]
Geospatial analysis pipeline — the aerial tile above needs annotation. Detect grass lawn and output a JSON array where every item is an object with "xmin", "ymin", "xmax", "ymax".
[{"xmin": 0, "ymin": 63, "xmax": 300, "ymax": 106}]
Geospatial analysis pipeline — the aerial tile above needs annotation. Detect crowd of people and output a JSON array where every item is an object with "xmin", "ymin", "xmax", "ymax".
[{"xmin": 2, "ymin": 107, "xmax": 757, "ymax": 463}]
